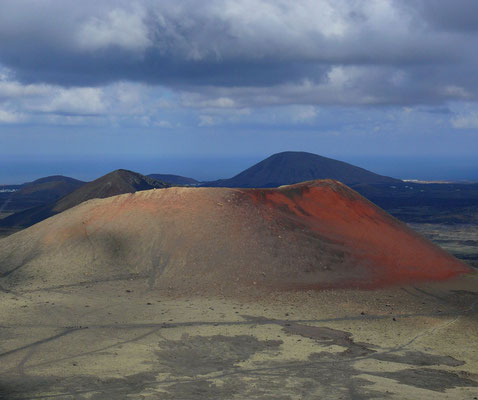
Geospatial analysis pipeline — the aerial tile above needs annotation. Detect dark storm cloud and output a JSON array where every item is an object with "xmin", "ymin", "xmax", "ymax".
[
  {"xmin": 0, "ymin": 0, "xmax": 477, "ymax": 106},
  {"xmin": 405, "ymin": 0, "xmax": 478, "ymax": 32}
]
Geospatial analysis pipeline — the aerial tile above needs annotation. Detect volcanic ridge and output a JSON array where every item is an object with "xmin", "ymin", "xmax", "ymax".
[{"xmin": 0, "ymin": 180, "xmax": 469, "ymax": 294}]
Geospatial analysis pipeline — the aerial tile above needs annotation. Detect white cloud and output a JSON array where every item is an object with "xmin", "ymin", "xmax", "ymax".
[
  {"xmin": 32, "ymin": 87, "xmax": 106, "ymax": 114},
  {"xmin": 452, "ymin": 112, "xmax": 478, "ymax": 129},
  {"xmin": 292, "ymin": 106, "xmax": 318, "ymax": 123},
  {"xmin": 220, "ymin": 0, "xmax": 349, "ymax": 44},
  {"xmin": 156, "ymin": 120, "xmax": 173, "ymax": 128},
  {"xmin": 0, "ymin": 80, "xmax": 49, "ymax": 99},
  {"xmin": 199, "ymin": 97, "xmax": 236, "ymax": 108},
  {"xmin": 110, "ymin": 82, "xmax": 148, "ymax": 115},
  {"xmin": 0, "ymin": 108, "xmax": 24, "ymax": 123},
  {"xmin": 198, "ymin": 115, "xmax": 217, "ymax": 127},
  {"xmin": 180, "ymin": 94, "xmax": 237, "ymax": 109},
  {"xmin": 177, "ymin": 67, "xmax": 385, "ymax": 108},
  {"xmin": 76, "ymin": 7, "xmax": 151, "ymax": 52},
  {"xmin": 44, "ymin": 114, "xmax": 106, "ymax": 126},
  {"xmin": 0, "ymin": 73, "xmax": 110, "ymax": 117},
  {"xmin": 442, "ymin": 85, "xmax": 472, "ymax": 99}
]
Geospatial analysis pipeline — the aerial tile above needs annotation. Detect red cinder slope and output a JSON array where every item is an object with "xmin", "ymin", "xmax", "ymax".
[
  {"xmin": 245, "ymin": 180, "xmax": 470, "ymax": 288},
  {"xmin": 0, "ymin": 180, "xmax": 470, "ymax": 293}
]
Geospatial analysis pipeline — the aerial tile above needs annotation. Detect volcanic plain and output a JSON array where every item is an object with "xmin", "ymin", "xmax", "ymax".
[{"xmin": 0, "ymin": 181, "xmax": 477, "ymax": 399}]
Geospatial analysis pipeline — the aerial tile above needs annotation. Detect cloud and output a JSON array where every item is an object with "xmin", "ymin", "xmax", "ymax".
[
  {"xmin": 0, "ymin": 73, "xmax": 108, "ymax": 117},
  {"xmin": 0, "ymin": 0, "xmax": 477, "ymax": 141},
  {"xmin": 30, "ymin": 87, "xmax": 106, "ymax": 115},
  {"xmin": 0, "ymin": 80, "xmax": 49, "ymax": 99},
  {"xmin": 198, "ymin": 115, "xmax": 217, "ymax": 127},
  {"xmin": 191, "ymin": 97, "xmax": 236, "ymax": 109},
  {"xmin": 404, "ymin": 0, "xmax": 478, "ymax": 32},
  {"xmin": 0, "ymin": 0, "xmax": 475, "ymax": 108},
  {"xmin": 155, "ymin": 120, "xmax": 173, "ymax": 128},
  {"xmin": 0, "ymin": 108, "xmax": 24, "ymax": 123},
  {"xmin": 452, "ymin": 112, "xmax": 478, "ymax": 129},
  {"xmin": 76, "ymin": 6, "xmax": 151, "ymax": 52},
  {"xmin": 292, "ymin": 106, "xmax": 318, "ymax": 123}
]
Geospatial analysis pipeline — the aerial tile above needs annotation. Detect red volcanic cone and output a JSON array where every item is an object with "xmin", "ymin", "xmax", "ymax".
[
  {"xmin": 0, "ymin": 180, "xmax": 470, "ymax": 293},
  {"xmin": 246, "ymin": 180, "xmax": 470, "ymax": 289}
]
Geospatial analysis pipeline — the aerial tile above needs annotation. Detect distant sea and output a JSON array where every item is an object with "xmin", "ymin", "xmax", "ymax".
[
  {"xmin": 1, "ymin": 154, "xmax": 477, "ymax": 185},
  {"xmin": 344, "ymin": 155, "xmax": 478, "ymax": 183}
]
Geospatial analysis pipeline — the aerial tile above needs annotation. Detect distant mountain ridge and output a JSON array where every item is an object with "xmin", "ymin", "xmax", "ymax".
[
  {"xmin": 0, "ymin": 169, "xmax": 169, "ymax": 230},
  {"xmin": 148, "ymin": 174, "xmax": 199, "ymax": 186},
  {"xmin": 16, "ymin": 175, "xmax": 85, "ymax": 199},
  {"xmin": 204, "ymin": 151, "xmax": 400, "ymax": 188},
  {"xmin": 0, "ymin": 175, "xmax": 86, "ymax": 214},
  {"xmin": 21, "ymin": 175, "xmax": 84, "ymax": 187}
]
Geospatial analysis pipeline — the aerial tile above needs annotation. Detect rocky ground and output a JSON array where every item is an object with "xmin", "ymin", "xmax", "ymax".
[
  {"xmin": 0, "ymin": 275, "xmax": 477, "ymax": 399},
  {"xmin": 409, "ymin": 223, "xmax": 478, "ymax": 270}
]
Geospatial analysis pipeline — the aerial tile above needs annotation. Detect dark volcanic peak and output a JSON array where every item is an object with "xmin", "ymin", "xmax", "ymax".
[
  {"xmin": 53, "ymin": 169, "xmax": 169, "ymax": 213},
  {"xmin": 0, "ymin": 169, "xmax": 169, "ymax": 230},
  {"xmin": 205, "ymin": 151, "xmax": 400, "ymax": 188},
  {"xmin": 148, "ymin": 174, "xmax": 199, "ymax": 186}
]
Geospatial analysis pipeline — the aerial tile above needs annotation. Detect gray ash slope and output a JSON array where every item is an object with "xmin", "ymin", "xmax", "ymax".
[{"xmin": 204, "ymin": 151, "xmax": 400, "ymax": 188}]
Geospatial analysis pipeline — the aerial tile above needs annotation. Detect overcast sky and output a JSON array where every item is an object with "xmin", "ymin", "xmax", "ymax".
[{"xmin": 1, "ymin": 0, "xmax": 478, "ymax": 182}]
